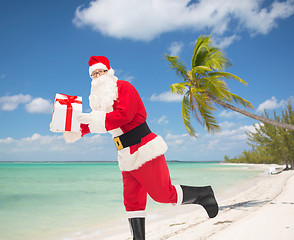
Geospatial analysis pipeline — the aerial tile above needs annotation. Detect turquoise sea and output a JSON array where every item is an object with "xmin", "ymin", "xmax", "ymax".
[{"xmin": 0, "ymin": 162, "xmax": 264, "ymax": 240}]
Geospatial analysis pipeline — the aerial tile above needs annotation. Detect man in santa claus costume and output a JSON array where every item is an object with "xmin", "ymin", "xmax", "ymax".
[{"xmin": 64, "ymin": 56, "xmax": 218, "ymax": 240}]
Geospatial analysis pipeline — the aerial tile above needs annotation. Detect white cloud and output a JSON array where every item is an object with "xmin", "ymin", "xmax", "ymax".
[
  {"xmin": 157, "ymin": 115, "xmax": 169, "ymax": 125},
  {"xmin": 0, "ymin": 133, "xmax": 115, "ymax": 161},
  {"xmin": 0, "ymin": 94, "xmax": 54, "ymax": 114},
  {"xmin": 0, "ymin": 137, "xmax": 14, "ymax": 144},
  {"xmin": 164, "ymin": 122, "xmax": 258, "ymax": 161},
  {"xmin": 150, "ymin": 91, "xmax": 182, "ymax": 102},
  {"xmin": 242, "ymin": 0, "xmax": 294, "ymax": 35},
  {"xmin": 206, "ymin": 139, "xmax": 220, "ymax": 149},
  {"xmin": 219, "ymin": 96, "xmax": 293, "ymax": 120},
  {"xmin": 218, "ymin": 110, "xmax": 244, "ymax": 119},
  {"xmin": 124, "ymin": 75, "xmax": 135, "ymax": 82},
  {"xmin": 240, "ymin": 124, "xmax": 259, "ymax": 134},
  {"xmin": 115, "ymin": 69, "xmax": 135, "ymax": 82},
  {"xmin": 215, "ymin": 128, "xmax": 247, "ymax": 140},
  {"xmin": 212, "ymin": 34, "xmax": 241, "ymax": 49},
  {"xmin": 23, "ymin": 133, "xmax": 42, "ymax": 142},
  {"xmin": 168, "ymin": 42, "xmax": 184, "ymax": 56},
  {"xmin": 0, "ymin": 122, "xmax": 260, "ymax": 162},
  {"xmin": 256, "ymin": 96, "xmax": 288, "ymax": 112},
  {"xmin": 25, "ymin": 98, "xmax": 53, "ymax": 114},
  {"xmin": 165, "ymin": 132, "xmax": 192, "ymax": 148},
  {"xmin": 213, "ymin": 123, "xmax": 259, "ymax": 140},
  {"xmin": 13, "ymin": 134, "xmax": 64, "ymax": 149},
  {"xmin": 219, "ymin": 121, "xmax": 236, "ymax": 129},
  {"xmin": 73, "ymin": 0, "xmax": 294, "ymax": 41},
  {"xmin": 0, "ymin": 94, "xmax": 32, "ymax": 111}
]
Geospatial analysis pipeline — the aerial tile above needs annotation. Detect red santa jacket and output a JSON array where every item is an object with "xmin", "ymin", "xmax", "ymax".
[{"xmin": 82, "ymin": 80, "xmax": 168, "ymax": 171}]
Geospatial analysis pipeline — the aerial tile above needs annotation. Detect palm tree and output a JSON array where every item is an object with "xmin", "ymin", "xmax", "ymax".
[{"xmin": 165, "ymin": 35, "xmax": 294, "ymax": 137}]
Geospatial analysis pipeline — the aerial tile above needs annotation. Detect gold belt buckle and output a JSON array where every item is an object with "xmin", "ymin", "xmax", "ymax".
[{"xmin": 113, "ymin": 137, "xmax": 123, "ymax": 150}]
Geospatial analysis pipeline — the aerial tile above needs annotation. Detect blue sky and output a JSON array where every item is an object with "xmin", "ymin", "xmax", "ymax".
[{"xmin": 1, "ymin": 0, "xmax": 294, "ymax": 162}]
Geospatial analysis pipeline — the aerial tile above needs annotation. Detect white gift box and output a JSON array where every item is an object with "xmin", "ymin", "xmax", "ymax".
[{"xmin": 50, "ymin": 93, "xmax": 82, "ymax": 133}]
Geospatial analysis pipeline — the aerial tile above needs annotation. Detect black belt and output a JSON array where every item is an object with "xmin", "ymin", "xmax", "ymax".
[{"xmin": 113, "ymin": 122, "xmax": 151, "ymax": 150}]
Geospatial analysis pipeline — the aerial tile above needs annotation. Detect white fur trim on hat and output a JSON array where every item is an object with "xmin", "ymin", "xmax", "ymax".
[{"xmin": 89, "ymin": 63, "xmax": 109, "ymax": 76}]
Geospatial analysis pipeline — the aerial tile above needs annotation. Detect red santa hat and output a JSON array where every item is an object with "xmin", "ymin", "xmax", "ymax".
[{"xmin": 89, "ymin": 56, "xmax": 114, "ymax": 76}]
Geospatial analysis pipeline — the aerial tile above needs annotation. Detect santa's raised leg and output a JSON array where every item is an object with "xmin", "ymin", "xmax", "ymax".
[{"xmin": 66, "ymin": 56, "xmax": 218, "ymax": 240}]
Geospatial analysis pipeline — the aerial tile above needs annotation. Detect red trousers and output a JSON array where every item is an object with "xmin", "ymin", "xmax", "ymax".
[{"xmin": 122, "ymin": 155, "xmax": 178, "ymax": 213}]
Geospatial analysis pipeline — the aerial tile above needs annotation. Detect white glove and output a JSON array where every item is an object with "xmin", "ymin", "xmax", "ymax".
[
  {"xmin": 63, "ymin": 131, "xmax": 81, "ymax": 143},
  {"xmin": 77, "ymin": 111, "xmax": 107, "ymax": 133},
  {"xmin": 77, "ymin": 113, "xmax": 92, "ymax": 124}
]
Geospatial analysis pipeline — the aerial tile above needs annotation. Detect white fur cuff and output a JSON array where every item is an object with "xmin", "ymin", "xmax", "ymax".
[
  {"xmin": 88, "ymin": 111, "xmax": 107, "ymax": 133},
  {"xmin": 175, "ymin": 185, "xmax": 183, "ymax": 205},
  {"xmin": 126, "ymin": 210, "xmax": 146, "ymax": 219}
]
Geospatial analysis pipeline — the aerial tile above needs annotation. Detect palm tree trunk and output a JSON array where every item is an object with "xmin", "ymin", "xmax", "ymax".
[
  {"xmin": 208, "ymin": 95, "xmax": 294, "ymax": 131},
  {"xmin": 281, "ymin": 151, "xmax": 289, "ymax": 170}
]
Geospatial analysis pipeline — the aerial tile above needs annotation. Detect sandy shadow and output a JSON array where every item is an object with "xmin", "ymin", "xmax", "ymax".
[{"xmin": 219, "ymin": 200, "xmax": 270, "ymax": 210}]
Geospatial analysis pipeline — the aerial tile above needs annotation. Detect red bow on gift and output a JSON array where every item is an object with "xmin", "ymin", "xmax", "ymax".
[{"xmin": 55, "ymin": 94, "xmax": 82, "ymax": 131}]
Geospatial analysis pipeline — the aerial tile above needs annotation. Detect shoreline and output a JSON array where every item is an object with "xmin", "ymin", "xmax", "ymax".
[
  {"xmin": 0, "ymin": 160, "xmax": 222, "ymax": 163},
  {"xmin": 66, "ymin": 163, "xmax": 294, "ymax": 240}
]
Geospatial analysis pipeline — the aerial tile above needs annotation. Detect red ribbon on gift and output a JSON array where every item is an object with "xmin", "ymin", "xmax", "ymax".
[{"xmin": 55, "ymin": 94, "xmax": 82, "ymax": 131}]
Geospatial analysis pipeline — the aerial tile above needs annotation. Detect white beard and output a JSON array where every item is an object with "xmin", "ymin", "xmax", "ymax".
[{"xmin": 89, "ymin": 72, "xmax": 118, "ymax": 113}]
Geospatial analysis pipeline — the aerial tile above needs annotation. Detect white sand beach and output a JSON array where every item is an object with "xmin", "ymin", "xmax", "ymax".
[{"xmin": 93, "ymin": 164, "xmax": 294, "ymax": 240}]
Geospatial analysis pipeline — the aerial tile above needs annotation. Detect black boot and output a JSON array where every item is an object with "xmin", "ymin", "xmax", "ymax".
[
  {"xmin": 181, "ymin": 185, "xmax": 219, "ymax": 218},
  {"xmin": 128, "ymin": 218, "xmax": 145, "ymax": 240}
]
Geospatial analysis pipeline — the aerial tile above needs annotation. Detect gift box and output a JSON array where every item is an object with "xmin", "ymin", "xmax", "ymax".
[{"xmin": 50, "ymin": 93, "xmax": 82, "ymax": 133}]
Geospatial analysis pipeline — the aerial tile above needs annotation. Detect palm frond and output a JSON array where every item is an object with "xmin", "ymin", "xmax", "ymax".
[
  {"xmin": 191, "ymin": 35, "xmax": 232, "ymax": 71},
  {"xmin": 200, "ymin": 77, "xmax": 228, "ymax": 101},
  {"xmin": 182, "ymin": 94, "xmax": 197, "ymax": 137},
  {"xmin": 205, "ymin": 49, "xmax": 232, "ymax": 70},
  {"xmin": 190, "ymin": 89, "xmax": 220, "ymax": 132},
  {"xmin": 191, "ymin": 65, "xmax": 212, "ymax": 78},
  {"xmin": 223, "ymin": 91, "xmax": 254, "ymax": 109},
  {"xmin": 208, "ymin": 71, "xmax": 248, "ymax": 85},
  {"xmin": 170, "ymin": 82, "xmax": 187, "ymax": 95},
  {"xmin": 191, "ymin": 35, "xmax": 212, "ymax": 68},
  {"xmin": 164, "ymin": 54, "xmax": 189, "ymax": 81}
]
